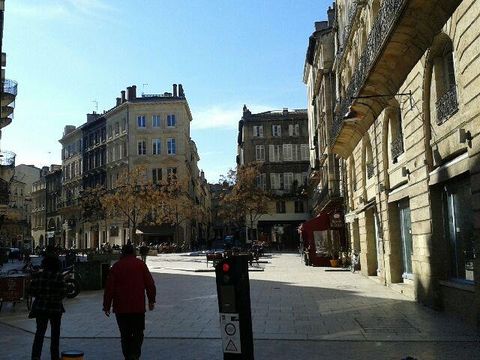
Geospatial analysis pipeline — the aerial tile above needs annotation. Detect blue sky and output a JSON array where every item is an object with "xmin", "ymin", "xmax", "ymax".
[{"xmin": 2, "ymin": 0, "xmax": 331, "ymax": 183}]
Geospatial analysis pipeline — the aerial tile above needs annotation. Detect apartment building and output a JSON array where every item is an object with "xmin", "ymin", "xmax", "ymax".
[
  {"xmin": 58, "ymin": 125, "xmax": 84, "ymax": 249},
  {"xmin": 60, "ymin": 84, "xmax": 211, "ymax": 248},
  {"xmin": 45, "ymin": 166, "xmax": 62, "ymax": 246},
  {"xmin": 0, "ymin": 0, "xmax": 18, "ymax": 233},
  {"xmin": 31, "ymin": 167, "xmax": 49, "ymax": 248},
  {"xmin": 237, "ymin": 106, "xmax": 310, "ymax": 250},
  {"xmin": 330, "ymin": 0, "xmax": 479, "ymax": 325}
]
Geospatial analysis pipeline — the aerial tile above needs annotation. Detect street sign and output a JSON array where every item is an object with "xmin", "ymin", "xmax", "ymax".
[{"xmin": 220, "ymin": 313, "xmax": 241, "ymax": 354}]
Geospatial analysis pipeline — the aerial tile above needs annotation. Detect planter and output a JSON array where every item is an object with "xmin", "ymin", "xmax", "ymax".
[{"xmin": 329, "ymin": 259, "xmax": 340, "ymax": 268}]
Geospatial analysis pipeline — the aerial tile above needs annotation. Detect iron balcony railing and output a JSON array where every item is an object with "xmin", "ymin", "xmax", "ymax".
[
  {"xmin": 367, "ymin": 163, "xmax": 375, "ymax": 179},
  {"xmin": 336, "ymin": 1, "xmax": 361, "ymax": 64},
  {"xmin": 436, "ymin": 86, "xmax": 458, "ymax": 125},
  {"xmin": 391, "ymin": 133, "xmax": 404, "ymax": 161},
  {"xmin": 313, "ymin": 179, "xmax": 342, "ymax": 209},
  {"xmin": 331, "ymin": 0, "xmax": 408, "ymax": 146},
  {"xmin": 0, "ymin": 150, "xmax": 16, "ymax": 167},
  {"xmin": 2, "ymin": 79, "xmax": 18, "ymax": 97}
]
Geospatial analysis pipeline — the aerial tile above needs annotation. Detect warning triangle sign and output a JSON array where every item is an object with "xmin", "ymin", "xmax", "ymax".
[{"xmin": 225, "ymin": 339, "xmax": 238, "ymax": 353}]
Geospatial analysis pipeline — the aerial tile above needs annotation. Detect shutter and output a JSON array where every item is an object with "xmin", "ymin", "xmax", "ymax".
[
  {"xmin": 269, "ymin": 145, "xmax": 274, "ymax": 162},
  {"xmin": 259, "ymin": 126, "xmax": 264, "ymax": 137},
  {"xmin": 288, "ymin": 124, "xmax": 294, "ymax": 136}
]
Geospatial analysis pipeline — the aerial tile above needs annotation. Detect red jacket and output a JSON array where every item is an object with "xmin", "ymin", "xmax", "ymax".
[{"xmin": 103, "ymin": 255, "xmax": 156, "ymax": 314}]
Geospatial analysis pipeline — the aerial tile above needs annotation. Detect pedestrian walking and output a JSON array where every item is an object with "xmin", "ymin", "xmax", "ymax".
[
  {"xmin": 103, "ymin": 243, "xmax": 156, "ymax": 360},
  {"xmin": 139, "ymin": 242, "xmax": 149, "ymax": 263},
  {"xmin": 29, "ymin": 254, "xmax": 67, "ymax": 360}
]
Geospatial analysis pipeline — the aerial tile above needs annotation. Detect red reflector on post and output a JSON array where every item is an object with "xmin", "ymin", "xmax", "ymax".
[{"xmin": 223, "ymin": 263, "xmax": 230, "ymax": 272}]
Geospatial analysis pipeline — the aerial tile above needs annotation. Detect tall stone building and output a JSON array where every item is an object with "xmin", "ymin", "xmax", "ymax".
[
  {"xmin": 45, "ymin": 166, "xmax": 62, "ymax": 246},
  {"xmin": 237, "ymin": 106, "xmax": 310, "ymax": 250},
  {"xmin": 329, "ymin": 0, "xmax": 479, "ymax": 325},
  {"xmin": 59, "ymin": 84, "xmax": 211, "ymax": 249},
  {"xmin": 0, "ymin": 0, "xmax": 18, "ymax": 244},
  {"xmin": 31, "ymin": 167, "xmax": 49, "ymax": 248}
]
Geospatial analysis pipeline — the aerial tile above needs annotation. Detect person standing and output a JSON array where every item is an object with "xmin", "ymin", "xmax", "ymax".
[
  {"xmin": 103, "ymin": 244, "xmax": 156, "ymax": 360},
  {"xmin": 30, "ymin": 254, "xmax": 67, "ymax": 360},
  {"xmin": 139, "ymin": 242, "xmax": 149, "ymax": 263}
]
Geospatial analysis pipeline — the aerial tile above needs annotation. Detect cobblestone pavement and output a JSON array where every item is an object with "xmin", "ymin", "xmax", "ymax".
[{"xmin": 1, "ymin": 253, "xmax": 479, "ymax": 359}]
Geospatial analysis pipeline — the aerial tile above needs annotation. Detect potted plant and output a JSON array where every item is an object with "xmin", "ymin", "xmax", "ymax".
[{"xmin": 326, "ymin": 233, "xmax": 341, "ymax": 267}]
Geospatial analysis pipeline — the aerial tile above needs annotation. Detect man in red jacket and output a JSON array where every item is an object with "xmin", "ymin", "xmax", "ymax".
[{"xmin": 103, "ymin": 243, "xmax": 156, "ymax": 360}]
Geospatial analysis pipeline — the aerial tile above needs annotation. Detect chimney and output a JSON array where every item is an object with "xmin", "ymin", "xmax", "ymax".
[
  {"xmin": 314, "ymin": 21, "xmax": 328, "ymax": 31},
  {"xmin": 121, "ymin": 90, "xmax": 126, "ymax": 103},
  {"xmin": 173, "ymin": 84, "xmax": 178, "ymax": 97},
  {"xmin": 131, "ymin": 85, "xmax": 137, "ymax": 99},
  {"xmin": 327, "ymin": 6, "xmax": 335, "ymax": 27},
  {"xmin": 116, "ymin": 97, "xmax": 121, "ymax": 106},
  {"xmin": 126, "ymin": 86, "xmax": 132, "ymax": 101},
  {"xmin": 283, "ymin": 108, "xmax": 289, "ymax": 115},
  {"xmin": 178, "ymin": 84, "xmax": 184, "ymax": 97}
]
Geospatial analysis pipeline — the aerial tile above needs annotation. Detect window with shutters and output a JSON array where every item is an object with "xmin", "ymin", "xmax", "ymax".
[
  {"xmin": 256, "ymin": 174, "xmax": 266, "ymax": 190},
  {"xmin": 300, "ymin": 144, "xmax": 309, "ymax": 161},
  {"xmin": 137, "ymin": 140, "xmax": 146, "ymax": 155},
  {"xmin": 276, "ymin": 201, "xmax": 286, "ymax": 213},
  {"xmin": 269, "ymin": 145, "xmax": 281, "ymax": 162},
  {"xmin": 288, "ymin": 124, "xmax": 300, "ymax": 137},
  {"xmin": 152, "ymin": 115, "xmax": 161, "ymax": 127},
  {"xmin": 253, "ymin": 125, "xmax": 263, "ymax": 137},
  {"xmin": 152, "ymin": 168, "xmax": 162, "ymax": 183},
  {"xmin": 270, "ymin": 173, "xmax": 281, "ymax": 190},
  {"xmin": 152, "ymin": 139, "xmax": 161, "ymax": 155},
  {"xmin": 272, "ymin": 125, "xmax": 282, "ymax": 137},
  {"xmin": 283, "ymin": 144, "xmax": 293, "ymax": 161},
  {"xmin": 167, "ymin": 138, "xmax": 176, "ymax": 155},
  {"xmin": 284, "ymin": 173, "xmax": 294, "ymax": 190},
  {"xmin": 255, "ymin": 145, "xmax": 265, "ymax": 161},
  {"xmin": 137, "ymin": 115, "xmax": 146, "ymax": 128}
]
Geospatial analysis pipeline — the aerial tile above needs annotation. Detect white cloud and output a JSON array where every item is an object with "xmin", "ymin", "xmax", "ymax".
[{"xmin": 191, "ymin": 104, "xmax": 274, "ymax": 130}]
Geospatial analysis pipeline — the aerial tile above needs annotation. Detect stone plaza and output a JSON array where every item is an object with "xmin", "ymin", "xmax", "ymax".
[{"xmin": 0, "ymin": 253, "xmax": 479, "ymax": 359}]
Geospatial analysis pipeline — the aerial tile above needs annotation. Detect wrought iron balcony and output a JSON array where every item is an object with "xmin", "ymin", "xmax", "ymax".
[
  {"xmin": 0, "ymin": 150, "xmax": 16, "ymax": 167},
  {"xmin": 2, "ymin": 79, "xmax": 18, "ymax": 98},
  {"xmin": 436, "ymin": 86, "xmax": 458, "ymax": 125},
  {"xmin": 331, "ymin": 0, "xmax": 408, "ymax": 146},
  {"xmin": 312, "ymin": 179, "xmax": 342, "ymax": 211},
  {"xmin": 336, "ymin": 1, "xmax": 361, "ymax": 64},
  {"xmin": 391, "ymin": 133, "xmax": 404, "ymax": 162},
  {"xmin": 367, "ymin": 163, "xmax": 375, "ymax": 179}
]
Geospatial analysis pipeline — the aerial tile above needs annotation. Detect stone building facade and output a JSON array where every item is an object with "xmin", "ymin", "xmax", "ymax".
[
  {"xmin": 59, "ymin": 84, "xmax": 211, "ymax": 249},
  {"xmin": 237, "ymin": 106, "xmax": 310, "ymax": 250},
  {"xmin": 0, "ymin": 0, "xmax": 18, "ymax": 240},
  {"xmin": 329, "ymin": 0, "xmax": 480, "ymax": 325}
]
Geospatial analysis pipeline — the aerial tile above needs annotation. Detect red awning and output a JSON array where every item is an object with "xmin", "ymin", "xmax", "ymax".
[{"xmin": 299, "ymin": 212, "xmax": 331, "ymax": 236}]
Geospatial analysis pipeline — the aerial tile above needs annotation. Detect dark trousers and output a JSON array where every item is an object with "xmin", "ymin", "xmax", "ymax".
[
  {"xmin": 31, "ymin": 314, "xmax": 62, "ymax": 360},
  {"xmin": 116, "ymin": 313, "xmax": 145, "ymax": 360}
]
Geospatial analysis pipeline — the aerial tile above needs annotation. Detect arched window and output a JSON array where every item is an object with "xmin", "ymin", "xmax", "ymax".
[
  {"xmin": 428, "ymin": 34, "xmax": 458, "ymax": 125},
  {"xmin": 386, "ymin": 107, "xmax": 404, "ymax": 164},
  {"xmin": 363, "ymin": 136, "xmax": 375, "ymax": 181}
]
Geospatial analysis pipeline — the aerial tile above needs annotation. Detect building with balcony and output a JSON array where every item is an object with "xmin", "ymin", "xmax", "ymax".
[
  {"xmin": 31, "ymin": 167, "xmax": 49, "ymax": 248},
  {"xmin": 45, "ymin": 166, "xmax": 62, "ymax": 246},
  {"xmin": 0, "ymin": 1, "xmax": 17, "ymax": 223},
  {"xmin": 237, "ymin": 106, "xmax": 310, "ymax": 250},
  {"xmin": 330, "ymin": 0, "xmax": 479, "ymax": 325},
  {"xmin": 60, "ymin": 84, "xmax": 211, "ymax": 249},
  {"xmin": 59, "ymin": 125, "xmax": 83, "ymax": 249}
]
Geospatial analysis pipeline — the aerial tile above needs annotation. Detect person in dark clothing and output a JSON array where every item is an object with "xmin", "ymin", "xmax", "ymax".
[
  {"xmin": 30, "ymin": 254, "xmax": 67, "ymax": 360},
  {"xmin": 103, "ymin": 244, "xmax": 156, "ymax": 360},
  {"xmin": 139, "ymin": 242, "xmax": 149, "ymax": 263}
]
